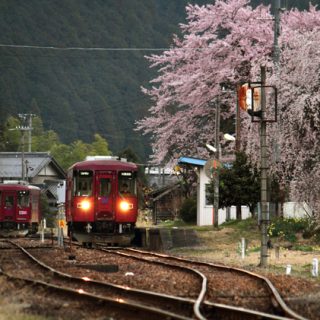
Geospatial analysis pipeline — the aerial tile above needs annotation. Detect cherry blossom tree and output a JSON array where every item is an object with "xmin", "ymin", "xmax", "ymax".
[
  {"xmin": 136, "ymin": 0, "xmax": 320, "ymax": 215},
  {"xmin": 274, "ymin": 29, "xmax": 320, "ymax": 214}
]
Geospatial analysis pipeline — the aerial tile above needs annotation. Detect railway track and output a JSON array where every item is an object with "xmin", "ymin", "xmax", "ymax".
[
  {"xmin": 0, "ymin": 239, "xmax": 196, "ymax": 319},
  {"xmin": 0, "ymin": 238, "xmax": 309, "ymax": 319},
  {"xmin": 97, "ymin": 246, "xmax": 307, "ymax": 320}
]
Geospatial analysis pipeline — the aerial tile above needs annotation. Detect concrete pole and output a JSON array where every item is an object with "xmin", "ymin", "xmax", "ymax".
[
  {"xmin": 213, "ymin": 101, "xmax": 220, "ymax": 228},
  {"xmin": 235, "ymin": 84, "xmax": 241, "ymax": 152},
  {"xmin": 21, "ymin": 129, "xmax": 25, "ymax": 181},
  {"xmin": 260, "ymin": 66, "xmax": 269, "ymax": 267},
  {"xmin": 273, "ymin": 0, "xmax": 281, "ymax": 69},
  {"xmin": 28, "ymin": 114, "xmax": 33, "ymax": 152}
]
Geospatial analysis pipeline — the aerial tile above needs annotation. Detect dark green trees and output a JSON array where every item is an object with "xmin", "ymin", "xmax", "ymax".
[
  {"xmin": 1, "ymin": 115, "xmax": 112, "ymax": 170},
  {"xmin": 209, "ymin": 151, "xmax": 260, "ymax": 219}
]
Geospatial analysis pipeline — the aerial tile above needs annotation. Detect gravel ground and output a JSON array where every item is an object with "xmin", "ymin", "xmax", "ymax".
[
  {"xmin": 0, "ymin": 228, "xmax": 319, "ymax": 319},
  {"xmin": 168, "ymin": 227, "xmax": 320, "ymax": 319}
]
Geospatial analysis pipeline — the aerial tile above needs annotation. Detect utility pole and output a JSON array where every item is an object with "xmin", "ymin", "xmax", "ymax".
[
  {"xmin": 260, "ymin": 66, "xmax": 269, "ymax": 267},
  {"xmin": 273, "ymin": 0, "xmax": 282, "ymax": 215},
  {"xmin": 27, "ymin": 114, "xmax": 34, "ymax": 152},
  {"xmin": 17, "ymin": 125, "xmax": 29, "ymax": 181},
  {"xmin": 235, "ymin": 84, "xmax": 241, "ymax": 152},
  {"xmin": 17, "ymin": 114, "xmax": 34, "ymax": 180},
  {"xmin": 19, "ymin": 113, "xmax": 35, "ymax": 152},
  {"xmin": 213, "ymin": 101, "xmax": 220, "ymax": 228},
  {"xmin": 273, "ymin": 0, "xmax": 281, "ymax": 69}
]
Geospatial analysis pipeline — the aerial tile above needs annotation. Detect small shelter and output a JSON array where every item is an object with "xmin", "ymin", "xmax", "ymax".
[
  {"xmin": 178, "ymin": 157, "xmax": 212, "ymax": 226},
  {"xmin": 148, "ymin": 182, "xmax": 182, "ymax": 224},
  {"xmin": 178, "ymin": 156, "xmax": 251, "ymax": 226}
]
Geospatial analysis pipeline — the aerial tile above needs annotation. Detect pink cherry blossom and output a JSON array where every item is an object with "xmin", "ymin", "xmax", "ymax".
[{"xmin": 136, "ymin": 0, "xmax": 320, "ymax": 215}]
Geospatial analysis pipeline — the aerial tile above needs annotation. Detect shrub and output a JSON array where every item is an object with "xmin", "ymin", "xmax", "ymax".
[
  {"xmin": 179, "ymin": 198, "xmax": 197, "ymax": 223},
  {"xmin": 268, "ymin": 217, "xmax": 310, "ymax": 243},
  {"xmin": 314, "ymin": 229, "xmax": 320, "ymax": 244},
  {"xmin": 40, "ymin": 194, "xmax": 56, "ymax": 228}
]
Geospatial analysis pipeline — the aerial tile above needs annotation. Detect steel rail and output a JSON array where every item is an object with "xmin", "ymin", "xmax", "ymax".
[
  {"xmin": 100, "ymin": 247, "xmax": 208, "ymax": 320},
  {"xmin": 4, "ymin": 240, "xmax": 193, "ymax": 319},
  {"xmin": 0, "ymin": 270, "xmax": 191, "ymax": 320},
  {"xmin": 2, "ymin": 240, "xmax": 294, "ymax": 320},
  {"xmin": 124, "ymin": 247, "xmax": 307, "ymax": 320}
]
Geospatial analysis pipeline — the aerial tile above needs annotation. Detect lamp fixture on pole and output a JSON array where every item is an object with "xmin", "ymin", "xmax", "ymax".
[
  {"xmin": 205, "ymin": 144, "xmax": 217, "ymax": 153},
  {"xmin": 206, "ymin": 130, "xmax": 235, "ymax": 228}
]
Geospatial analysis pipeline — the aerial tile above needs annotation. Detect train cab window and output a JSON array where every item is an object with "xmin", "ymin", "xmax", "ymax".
[
  {"xmin": 5, "ymin": 195, "xmax": 14, "ymax": 208},
  {"xmin": 74, "ymin": 170, "xmax": 93, "ymax": 196},
  {"xmin": 118, "ymin": 171, "xmax": 137, "ymax": 196},
  {"xmin": 99, "ymin": 178, "xmax": 111, "ymax": 197},
  {"xmin": 18, "ymin": 191, "xmax": 30, "ymax": 207}
]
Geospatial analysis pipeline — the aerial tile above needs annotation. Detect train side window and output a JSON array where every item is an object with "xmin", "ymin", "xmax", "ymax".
[{"xmin": 5, "ymin": 195, "xmax": 14, "ymax": 208}]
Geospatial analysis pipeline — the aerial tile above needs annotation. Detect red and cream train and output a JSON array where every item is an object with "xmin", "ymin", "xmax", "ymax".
[{"xmin": 65, "ymin": 156, "xmax": 139, "ymax": 244}]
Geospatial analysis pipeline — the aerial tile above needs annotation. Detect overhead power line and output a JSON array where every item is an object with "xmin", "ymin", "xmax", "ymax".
[
  {"xmin": 0, "ymin": 43, "xmax": 208, "ymax": 52},
  {"xmin": 0, "ymin": 43, "xmax": 170, "ymax": 51}
]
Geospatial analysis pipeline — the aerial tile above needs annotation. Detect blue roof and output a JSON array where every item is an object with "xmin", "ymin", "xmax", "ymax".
[{"xmin": 178, "ymin": 157, "xmax": 206, "ymax": 167}]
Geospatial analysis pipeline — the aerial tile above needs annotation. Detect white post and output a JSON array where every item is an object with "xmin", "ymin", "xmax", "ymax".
[
  {"xmin": 312, "ymin": 258, "xmax": 318, "ymax": 277},
  {"xmin": 41, "ymin": 220, "xmax": 44, "ymax": 243},
  {"xmin": 241, "ymin": 238, "xmax": 246, "ymax": 259},
  {"xmin": 58, "ymin": 208, "xmax": 64, "ymax": 247},
  {"xmin": 286, "ymin": 264, "xmax": 291, "ymax": 275}
]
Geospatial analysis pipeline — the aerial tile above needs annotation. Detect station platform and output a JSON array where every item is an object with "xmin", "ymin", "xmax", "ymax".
[{"xmin": 133, "ymin": 227, "xmax": 200, "ymax": 251}]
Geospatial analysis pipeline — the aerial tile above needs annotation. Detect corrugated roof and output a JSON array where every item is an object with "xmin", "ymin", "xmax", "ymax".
[
  {"xmin": 0, "ymin": 152, "xmax": 65, "ymax": 179},
  {"xmin": 178, "ymin": 157, "xmax": 206, "ymax": 167}
]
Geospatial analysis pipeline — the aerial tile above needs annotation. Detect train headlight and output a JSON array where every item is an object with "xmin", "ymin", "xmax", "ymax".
[
  {"xmin": 119, "ymin": 201, "xmax": 133, "ymax": 212},
  {"xmin": 80, "ymin": 199, "xmax": 91, "ymax": 210}
]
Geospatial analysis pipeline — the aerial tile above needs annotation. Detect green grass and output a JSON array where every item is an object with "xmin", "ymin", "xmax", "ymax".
[
  {"xmin": 156, "ymin": 217, "xmax": 262, "ymax": 242},
  {"xmin": 248, "ymin": 246, "xmax": 261, "ymax": 253},
  {"xmin": 291, "ymin": 245, "xmax": 314, "ymax": 252},
  {"xmin": 221, "ymin": 217, "xmax": 257, "ymax": 230},
  {"xmin": 157, "ymin": 219, "xmax": 215, "ymax": 231},
  {"xmin": 157, "ymin": 217, "xmax": 319, "ymax": 251}
]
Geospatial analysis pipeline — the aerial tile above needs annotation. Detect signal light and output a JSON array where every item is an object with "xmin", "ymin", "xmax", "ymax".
[
  {"xmin": 238, "ymin": 83, "xmax": 263, "ymax": 118},
  {"xmin": 238, "ymin": 84, "xmax": 248, "ymax": 111}
]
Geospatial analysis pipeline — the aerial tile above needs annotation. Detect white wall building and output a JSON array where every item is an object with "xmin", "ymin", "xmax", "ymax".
[
  {"xmin": 178, "ymin": 157, "xmax": 250, "ymax": 226},
  {"xmin": 178, "ymin": 157, "xmax": 311, "ymax": 226}
]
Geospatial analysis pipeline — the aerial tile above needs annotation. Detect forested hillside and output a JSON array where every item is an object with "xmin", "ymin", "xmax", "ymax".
[{"xmin": 0, "ymin": 0, "xmax": 318, "ymax": 161}]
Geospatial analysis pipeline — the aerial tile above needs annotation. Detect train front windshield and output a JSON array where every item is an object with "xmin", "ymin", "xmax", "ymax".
[
  {"xmin": 17, "ymin": 190, "xmax": 30, "ymax": 207},
  {"xmin": 73, "ymin": 170, "xmax": 93, "ymax": 196},
  {"xmin": 118, "ymin": 171, "xmax": 137, "ymax": 196}
]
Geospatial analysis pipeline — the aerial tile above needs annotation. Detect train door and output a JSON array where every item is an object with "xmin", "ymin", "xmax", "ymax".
[
  {"xmin": 2, "ymin": 191, "xmax": 16, "ymax": 221},
  {"xmin": 96, "ymin": 173, "xmax": 114, "ymax": 219}
]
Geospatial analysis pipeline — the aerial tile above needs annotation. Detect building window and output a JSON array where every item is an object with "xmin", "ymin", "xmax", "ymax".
[{"xmin": 205, "ymin": 184, "xmax": 213, "ymax": 206}]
